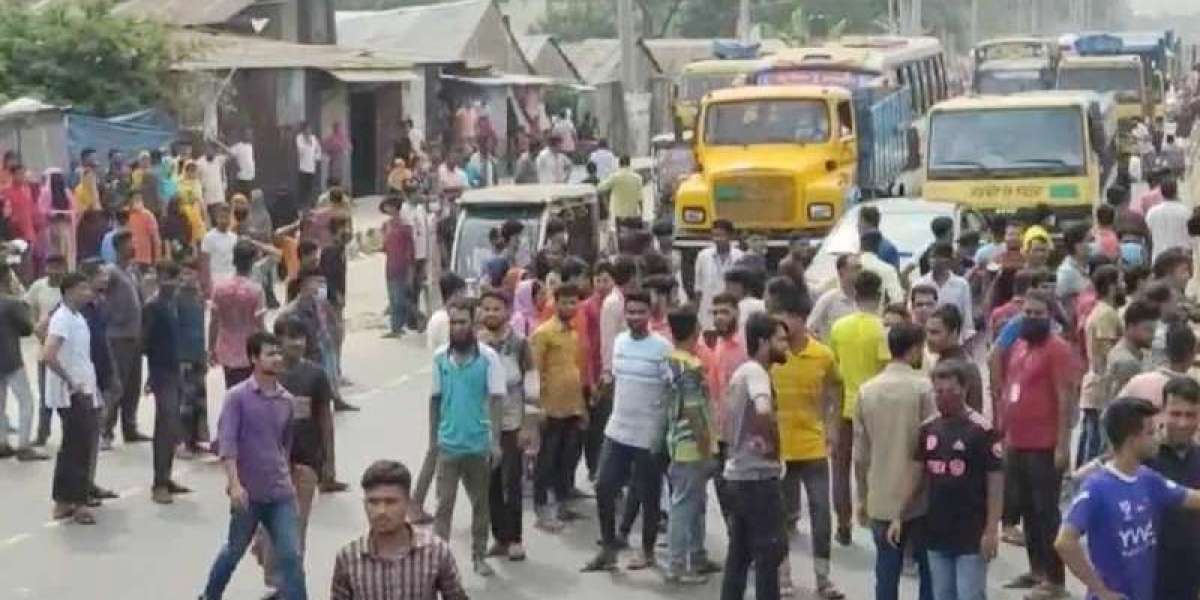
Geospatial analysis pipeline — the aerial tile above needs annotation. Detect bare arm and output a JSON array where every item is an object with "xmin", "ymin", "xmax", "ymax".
[
  {"xmin": 886, "ymin": 461, "xmax": 925, "ymax": 544},
  {"xmin": 981, "ymin": 471, "xmax": 1004, "ymax": 559},
  {"xmin": 1055, "ymin": 525, "xmax": 1122, "ymax": 599},
  {"xmin": 1055, "ymin": 370, "xmax": 1075, "ymax": 470}
]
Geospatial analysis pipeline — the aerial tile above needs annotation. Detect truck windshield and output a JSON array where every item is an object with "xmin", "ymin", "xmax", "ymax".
[
  {"xmin": 975, "ymin": 70, "xmax": 1047, "ymax": 94},
  {"xmin": 703, "ymin": 99, "xmax": 830, "ymax": 145},
  {"xmin": 1057, "ymin": 67, "xmax": 1141, "ymax": 101},
  {"xmin": 928, "ymin": 107, "xmax": 1086, "ymax": 178},
  {"xmin": 453, "ymin": 206, "xmax": 541, "ymax": 283},
  {"xmin": 680, "ymin": 73, "xmax": 741, "ymax": 102}
]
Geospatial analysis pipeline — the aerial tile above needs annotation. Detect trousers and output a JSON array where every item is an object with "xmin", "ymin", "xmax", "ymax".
[
  {"xmin": 489, "ymin": 430, "xmax": 523, "ymax": 544},
  {"xmin": 180, "ymin": 361, "xmax": 209, "ymax": 447},
  {"xmin": 928, "ymin": 551, "xmax": 987, "ymax": 600},
  {"xmin": 871, "ymin": 518, "xmax": 933, "ymax": 600},
  {"xmin": 666, "ymin": 460, "xmax": 714, "ymax": 572},
  {"xmin": 1005, "ymin": 448, "xmax": 1064, "ymax": 585},
  {"xmin": 0, "ymin": 365, "xmax": 35, "ymax": 448},
  {"xmin": 104, "ymin": 336, "xmax": 142, "ymax": 440},
  {"xmin": 595, "ymin": 437, "xmax": 665, "ymax": 554},
  {"xmin": 413, "ymin": 396, "xmax": 440, "ymax": 507},
  {"xmin": 535, "ymin": 416, "xmax": 582, "ymax": 508},
  {"xmin": 434, "ymin": 451, "xmax": 491, "ymax": 558},
  {"xmin": 783, "ymin": 458, "xmax": 833, "ymax": 575},
  {"xmin": 386, "ymin": 276, "xmax": 411, "ymax": 334},
  {"xmin": 830, "ymin": 418, "xmax": 853, "ymax": 530},
  {"xmin": 255, "ymin": 465, "xmax": 318, "ymax": 589},
  {"xmin": 720, "ymin": 478, "xmax": 787, "ymax": 600},
  {"xmin": 52, "ymin": 393, "xmax": 99, "ymax": 505},
  {"xmin": 203, "ymin": 498, "xmax": 307, "ymax": 600},
  {"xmin": 150, "ymin": 369, "xmax": 182, "ymax": 487}
]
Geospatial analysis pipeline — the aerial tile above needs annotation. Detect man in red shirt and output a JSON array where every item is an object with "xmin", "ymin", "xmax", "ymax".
[
  {"xmin": 578, "ymin": 258, "xmax": 612, "ymax": 481},
  {"xmin": 1000, "ymin": 289, "xmax": 1078, "ymax": 600},
  {"xmin": 380, "ymin": 196, "xmax": 414, "ymax": 338}
]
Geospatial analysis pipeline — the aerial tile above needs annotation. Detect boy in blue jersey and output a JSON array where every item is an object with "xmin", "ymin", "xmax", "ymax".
[{"xmin": 1055, "ymin": 396, "xmax": 1200, "ymax": 600}]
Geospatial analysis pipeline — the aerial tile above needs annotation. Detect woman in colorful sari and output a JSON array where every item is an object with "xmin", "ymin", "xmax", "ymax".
[
  {"xmin": 176, "ymin": 160, "xmax": 208, "ymax": 247},
  {"xmin": 38, "ymin": 168, "xmax": 77, "ymax": 270},
  {"xmin": 73, "ymin": 167, "xmax": 106, "ymax": 262}
]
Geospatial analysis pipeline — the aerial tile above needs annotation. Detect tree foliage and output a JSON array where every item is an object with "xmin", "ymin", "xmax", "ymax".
[{"xmin": 0, "ymin": 2, "xmax": 174, "ymax": 116}]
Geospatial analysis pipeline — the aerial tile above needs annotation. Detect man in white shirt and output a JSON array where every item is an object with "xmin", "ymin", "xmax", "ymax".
[
  {"xmin": 201, "ymin": 204, "xmax": 239, "ymax": 285},
  {"xmin": 536, "ymin": 136, "xmax": 571, "ymax": 184},
  {"xmin": 400, "ymin": 190, "xmax": 432, "ymax": 317},
  {"xmin": 296, "ymin": 123, "xmax": 322, "ymax": 210},
  {"xmin": 588, "ymin": 140, "xmax": 618, "ymax": 180},
  {"xmin": 859, "ymin": 231, "xmax": 905, "ymax": 306},
  {"xmin": 809, "ymin": 253, "xmax": 861, "ymax": 342},
  {"xmin": 196, "ymin": 144, "xmax": 228, "ymax": 213},
  {"xmin": 44, "ymin": 272, "xmax": 101, "ymax": 524},
  {"xmin": 229, "ymin": 129, "xmax": 256, "ymax": 196},
  {"xmin": 915, "ymin": 241, "xmax": 976, "ymax": 343},
  {"xmin": 1146, "ymin": 179, "xmax": 1191, "ymax": 262},
  {"xmin": 694, "ymin": 219, "xmax": 743, "ymax": 331}
]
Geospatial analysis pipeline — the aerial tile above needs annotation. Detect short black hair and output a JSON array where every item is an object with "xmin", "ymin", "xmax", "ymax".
[
  {"xmin": 1164, "ymin": 376, "xmax": 1200, "ymax": 405},
  {"xmin": 887, "ymin": 322, "xmax": 925, "ymax": 357},
  {"xmin": 500, "ymin": 219, "xmax": 524, "ymax": 241},
  {"xmin": 545, "ymin": 216, "xmax": 567, "ymax": 238},
  {"xmin": 766, "ymin": 277, "xmax": 810, "ymax": 317},
  {"xmin": 932, "ymin": 359, "xmax": 971, "ymax": 388},
  {"xmin": 1144, "ymin": 282, "xmax": 1173, "ymax": 305},
  {"xmin": 1162, "ymin": 178, "xmax": 1178, "ymax": 200},
  {"xmin": 554, "ymin": 282, "xmax": 581, "ymax": 301},
  {"xmin": 246, "ymin": 331, "xmax": 280, "ymax": 362},
  {"xmin": 931, "ymin": 216, "xmax": 953, "ymax": 238},
  {"xmin": 1153, "ymin": 247, "xmax": 1190, "ymax": 279},
  {"xmin": 651, "ymin": 220, "xmax": 673, "ymax": 236},
  {"xmin": 930, "ymin": 304, "xmax": 963, "ymax": 335},
  {"xmin": 642, "ymin": 273, "xmax": 676, "ymax": 295},
  {"xmin": 712, "ymin": 219, "xmax": 735, "ymax": 235},
  {"xmin": 439, "ymin": 272, "xmax": 466, "ymax": 301},
  {"xmin": 745, "ymin": 312, "xmax": 783, "ymax": 356},
  {"xmin": 640, "ymin": 251, "xmax": 671, "ymax": 277},
  {"xmin": 1063, "ymin": 223, "xmax": 1090, "ymax": 250},
  {"xmin": 1096, "ymin": 204, "xmax": 1115, "ymax": 227},
  {"xmin": 611, "ymin": 255, "xmax": 638, "ymax": 286},
  {"xmin": 859, "ymin": 205, "xmax": 881, "ymax": 227},
  {"xmin": 559, "ymin": 255, "xmax": 589, "ymax": 282},
  {"xmin": 910, "ymin": 283, "xmax": 938, "ymax": 303},
  {"xmin": 988, "ymin": 215, "xmax": 1007, "ymax": 238},
  {"xmin": 1091, "ymin": 264, "xmax": 1121, "ymax": 298},
  {"xmin": 360, "ymin": 459, "xmax": 412, "ymax": 494},
  {"xmin": 667, "ymin": 306, "xmax": 699, "ymax": 342},
  {"xmin": 273, "ymin": 315, "xmax": 309, "ymax": 340},
  {"xmin": 1165, "ymin": 322, "xmax": 1197, "ymax": 365},
  {"xmin": 233, "ymin": 240, "xmax": 258, "ymax": 275},
  {"xmin": 712, "ymin": 291, "xmax": 738, "ymax": 309},
  {"xmin": 445, "ymin": 296, "xmax": 476, "ymax": 320},
  {"xmin": 1103, "ymin": 397, "xmax": 1159, "ymax": 450},
  {"xmin": 1012, "ymin": 270, "xmax": 1035, "ymax": 296},
  {"xmin": 835, "ymin": 253, "xmax": 856, "ymax": 273},
  {"xmin": 59, "ymin": 271, "xmax": 88, "ymax": 295},
  {"xmin": 1123, "ymin": 300, "xmax": 1160, "ymax": 329},
  {"xmin": 624, "ymin": 290, "xmax": 652, "ymax": 309},
  {"xmin": 113, "ymin": 230, "xmax": 133, "ymax": 252},
  {"xmin": 478, "ymin": 289, "xmax": 510, "ymax": 307},
  {"xmin": 593, "ymin": 257, "xmax": 614, "ymax": 278},
  {"xmin": 155, "ymin": 260, "xmax": 181, "ymax": 281},
  {"xmin": 1106, "ymin": 184, "xmax": 1129, "ymax": 207},
  {"xmin": 298, "ymin": 240, "xmax": 319, "ymax": 258},
  {"xmin": 853, "ymin": 270, "xmax": 882, "ymax": 303}
]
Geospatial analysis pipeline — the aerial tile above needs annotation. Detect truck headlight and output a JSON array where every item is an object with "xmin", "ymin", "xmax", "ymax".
[
  {"xmin": 682, "ymin": 207, "xmax": 706, "ymax": 224},
  {"xmin": 808, "ymin": 203, "xmax": 833, "ymax": 220}
]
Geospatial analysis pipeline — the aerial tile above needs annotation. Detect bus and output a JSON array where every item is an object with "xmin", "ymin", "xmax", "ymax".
[
  {"xmin": 674, "ymin": 58, "xmax": 764, "ymax": 133},
  {"xmin": 923, "ymin": 91, "xmax": 1115, "ymax": 225},
  {"xmin": 748, "ymin": 36, "xmax": 949, "ymax": 118},
  {"xmin": 1074, "ymin": 31, "xmax": 1180, "ymax": 117},
  {"xmin": 972, "ymin": 37, "xmax": 1059, "ymax": 94}
]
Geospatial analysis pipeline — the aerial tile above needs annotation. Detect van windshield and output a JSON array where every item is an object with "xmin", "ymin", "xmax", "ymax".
[
  {"xmin": 975, "ymin": 70, "xmax": 1048, "ymax": 94},
  {"xmin": 453, "ymin": 206, "xmax": 541, "ymax": 283},
  {"xmin": 928, "ymin": 107, "xmax": 1086, "ymax": 178},
  {"xmin": 703, "ymin": 99, "xmax": 830, "ymax": 145},
  {"xmin": 1057, "ymin": 67, "xmax": 1141, "ymax": 102},
  {"xmin": 680, "ymin": 73, "xmax": 741, "ymax": 102}
]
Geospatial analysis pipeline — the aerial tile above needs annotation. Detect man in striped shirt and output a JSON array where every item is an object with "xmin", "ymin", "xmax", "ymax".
[{"xmin": 331, "ymin": 460, "xmax": 467, "ymax": 600}]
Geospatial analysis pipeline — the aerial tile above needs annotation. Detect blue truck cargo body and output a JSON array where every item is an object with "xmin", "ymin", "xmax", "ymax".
[{"xmin": 853, "ymin": 85, "xmax": 912, "ymax": 196}]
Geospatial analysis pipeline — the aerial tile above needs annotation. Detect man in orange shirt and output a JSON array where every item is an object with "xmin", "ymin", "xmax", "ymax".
[{"xmin": 127, "ymin": 192, "xmax": 161, "ymax": 268}]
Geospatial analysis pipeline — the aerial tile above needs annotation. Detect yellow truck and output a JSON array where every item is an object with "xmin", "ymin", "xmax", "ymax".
[
  {"xmin": 922, "ymin": 91, "xmax": 1115, "ymax": 226},
  {"xmin": 1056, "ymin": 54, "xmax": 1149, "ymax": 122},
  {"xmin": 674, "ymin": 59, "xmax": 764, "ymax": 134}
]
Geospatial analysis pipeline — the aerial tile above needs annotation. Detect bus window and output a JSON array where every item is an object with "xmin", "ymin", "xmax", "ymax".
[{"xmin": 837, "ymin": 100, "xmax": 854, "ymax": 136}]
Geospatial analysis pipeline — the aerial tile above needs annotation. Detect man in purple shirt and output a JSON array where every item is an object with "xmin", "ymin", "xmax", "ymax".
[{"xmin": 201, "ymin": 332, "xmax": 308, "ymax": 600}]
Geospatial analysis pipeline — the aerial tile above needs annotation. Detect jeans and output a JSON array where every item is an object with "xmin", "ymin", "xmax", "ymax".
[
  {"xmin": 595, "ymin": 437, "xmax": 664, "ymax": 554},
  {"xmin": 535, "ymin": 416, "xmax": 582, "ymax": 508},
  {"xmin": 180, "ymin": 361, "xmax": 209, "ymax": 447},
  {"xmin": 720, "ymin": 478, "xmax": 787, "ymax": 600},
  {"xmin": 871, "ymin": 518, "xmax": 933, "ymax": 600},
  {"xmin": 386, "ymin": 275, "xmax": 410, "ymax": 334},
  {"xmin": 927, "ymin": 551, "xmax": 987, "ymax": 600},
  {"xmin": 255, "ymin": 465, "xmax": 318, "ymax": 589},
  {"xmin": 52, "ymin": 393, "xmax": 99, "ymax": 505},
  {"xmin": 584, "ymin": 382, "xmax": 612, "ymax": 479},
  {"xmin": 667, "ymin": 460, "xmax": 713, "ymax": 573},
  {"xmin": 434, "ymin": 451, "xmax": 491, "ymax": 558},
  {"xmin": 413, "ymin": 396, "xmax": 440, "ymax": 507},
  {"xmin": 1076, "ymin": 408, "xmax": 1105, "ymax": 469},
  {"xmin": 0, "ymin": 365, "xmax": 35, "ymax": 448},
  {"xmin": 1006, "ymin": 448, "xmax": 1064, "ymax": 585},
  {"xmin": 489, "ymin": 430, "xmax": 523, "ymax": 544},
  {"xmin": 784, "ymin": 459, "xmax": 833, "ymax": 577},
  {"xmin": 203, "ymin": 498, "xmax": 307, "ymax": 600},
  {"xmin": 149, "ymin": 369, "xmax": 182, "ymax": 487},
  {"xmin": 105, "ymin": 336, "xmax": 143, "ymax": 440}
]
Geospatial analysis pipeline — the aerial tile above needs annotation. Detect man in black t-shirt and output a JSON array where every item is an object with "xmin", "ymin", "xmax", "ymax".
[
  {"xmin": 892, "ymin": 359, "xmax": 1003, "ymax": 600},
  {"xmin": 254, "ymin": 316, "xmax": 336, "ymax": 597}
]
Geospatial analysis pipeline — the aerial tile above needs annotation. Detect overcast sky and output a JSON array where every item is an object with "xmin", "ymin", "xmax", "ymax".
[{"xmin": 1130, "ymin": 0, "xmax": 1198, "ymax": 16}]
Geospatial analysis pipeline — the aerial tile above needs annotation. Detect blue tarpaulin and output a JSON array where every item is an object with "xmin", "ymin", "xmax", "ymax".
[{"xmin": 66, "ymin": 108, "xmax": 177, "ymax": 160}]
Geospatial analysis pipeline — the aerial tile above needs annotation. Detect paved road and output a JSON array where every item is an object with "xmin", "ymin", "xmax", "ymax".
[{"xmin": 0, "ymin": 250, "xmax": 1086, "ymax": 600}]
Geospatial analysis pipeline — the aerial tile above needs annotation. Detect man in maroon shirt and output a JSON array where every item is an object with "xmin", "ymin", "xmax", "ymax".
[
  {"xmin": 380, "ymin": 196, "xmax": 415, "ymax": 338},
  {"xmin": 1000, "ymin": 289, "xmax": 1079, "ymax": 600}
]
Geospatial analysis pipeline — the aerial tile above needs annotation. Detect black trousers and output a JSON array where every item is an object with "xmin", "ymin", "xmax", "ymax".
[
  {"xmin": 298, "ymin": 172, "xmax": 316, "ymax": 211},
  {"xmin": 104, "ymin": 337, "xmax": 142, "ymax": 440},
  {"xmin": 489, "ymin": 430, "xmax": 523, "ymax": 545},
  {"xmin": 52, "ymin": 393, "xmax": 99, "ymax": 505},
  {"xmin": 150, "ymin": 370, "xmax": 182, "ymax": 488},
  {"xmin": 535, "ymin": 416, "xmax": 582, "ymax": 508},
  {"xmin": 584, "ymin": 384, "xmax": 612, "ymax": 480},
  {"xmin": 36, "ymin": 362, "xmax": 53, "ymax": 441},
  {"xmin": 721, "ymin": 478, "xmax": 787, "ymax": 600},
  {"xmin": 1006, "ymin": 448, "xmax": 1065, "ymax": 585},
  {"xmin": 595, "ymin": 437, "xmax": 665, "ymax": 554}
]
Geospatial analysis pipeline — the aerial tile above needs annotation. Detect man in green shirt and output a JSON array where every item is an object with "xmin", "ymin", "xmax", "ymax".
[{"xmin": 598, "ymin": 155, "xmax": 645, "ymax": 233}]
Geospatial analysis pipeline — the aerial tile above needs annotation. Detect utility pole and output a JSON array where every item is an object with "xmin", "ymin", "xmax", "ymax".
[
  {"xmin": 736, "ymin": 0, "xmax": 751, "ymax": 42},
  {"xmin": 617, "ymin": 0, "xmax": 636, "ymax": 93},
  {"xmin": 970, "ymin": 0, "xmax": 979, "ymax": 46},
  {"xmin": 910, "ymin": 0, "xmax": 922, "ymax": 35}
]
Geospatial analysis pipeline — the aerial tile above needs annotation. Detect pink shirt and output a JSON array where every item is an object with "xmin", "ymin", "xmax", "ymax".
[
  {"xmin": 707, "ymin": 333, "xmax": 748, "ymax": 437},
  {"xmin": 1132, "ymin": 187, "xmax": 1163, "ymax": 216},
  {"xmin": 1118, "ymin": 368, "xmax": 1180, "ymax": 410},
  {"xmin": 211, "ymin": 275, "xmax": 265, "ymax": 368}
]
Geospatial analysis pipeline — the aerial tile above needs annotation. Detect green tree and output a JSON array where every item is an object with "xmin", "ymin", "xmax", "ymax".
[{"xmin": 0, "ymin": 2, "xmax": 174, "ymax": 116}]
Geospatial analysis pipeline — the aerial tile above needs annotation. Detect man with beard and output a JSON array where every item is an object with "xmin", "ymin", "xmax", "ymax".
[
  {"xmin": 476, "ymin": 290, "xmax": 533, "ymax": 561},
  {"xmin": 583, "ymin": 291, "xmax": 673, "ymax": 573},
  {"xmin": 925, "ymin": 304, "xmax": 984, "ymax": 413},
  {"xmin": 1000, "ymin": 290, "xmax": 1078, "ymax": 599},
  {"xmin": 719, "ymin": 312, "xmax": 790, "ymax": 600},
  {"xmin": 708, "ymin": 292, "xmax": 747, "ymax": 519},
  {"xmin": 431, "ymin": 298, "xmax": 506, "ymax": 577},
  {"xmin": 1145, "ymin": 377, "xmax": 1200, "ymax": 599}
]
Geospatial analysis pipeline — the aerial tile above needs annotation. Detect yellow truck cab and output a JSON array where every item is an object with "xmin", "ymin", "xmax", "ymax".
[
  {"xmin": 923, "ymin": 91, "xmax": 1114, "ymax": 226},
  {"xmin": 674, "ymin": 85, "xmax": 857, "ymax": 255},
  {"xmin": 1056, "ymin": 54, "xmax": 1149, "ymax": 123}
]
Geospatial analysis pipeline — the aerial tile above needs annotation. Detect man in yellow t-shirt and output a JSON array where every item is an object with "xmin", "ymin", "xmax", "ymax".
[
  {"xmin": 768, "ymin": 278, "xmax": 843, "ymax": 598},
  {"xmin": 827, "ymin": 270, "xmax": 890, "ymax": 546}
]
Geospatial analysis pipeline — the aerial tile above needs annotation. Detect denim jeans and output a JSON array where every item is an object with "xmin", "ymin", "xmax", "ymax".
[
  {"xmin": 149, "ymin": 369, "xmax": 182, "ymax": 487},
  {"xmin": 595, "ymin": 437, "xmax": 664, "ymax": 553},
  {"xmin": 721, "ymin": 478, "xmax": 787, "ymax": 600},
  {"xmin": 927, "ymin": 551, "xmax": 987, "ymax": 600},
  {"xmin": 535, "ymin": 416, "xmax": 582, "ymax": 508},
  {"xmin": 203, "ymin": 498, "xmax": 307, "ymax": 600},
  {"xmin": 667, "ymin": 460, "xmax": 714, "ymax": 573},
  {"xmin": 386, "ymin": 275, "xmax": 410, "ymax": 334},
  {"xmin": 871, "ymin": 518, "xmax": 933, "ymax": 600},
  {"xmin": 783, "ymin": 458, "xmax": 833, "ymax": 577}
]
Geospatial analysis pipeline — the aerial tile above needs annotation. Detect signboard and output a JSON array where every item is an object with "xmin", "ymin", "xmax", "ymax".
[
  {"xmin": 756, "ymin": 69, "xmax": 878, "ymax": 89},
  {"xmin": 977, "ymin": 41, "xmax": 1049, "ymax": 62}
]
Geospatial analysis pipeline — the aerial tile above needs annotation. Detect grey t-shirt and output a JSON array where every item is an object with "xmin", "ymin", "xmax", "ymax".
[
  {"xmin": 483, "ymin": 331, "xmax": 529, "ymax": 432},
  {"xmin": 723, "ymin": 360, "xmax": 782, "ymax": 481}
]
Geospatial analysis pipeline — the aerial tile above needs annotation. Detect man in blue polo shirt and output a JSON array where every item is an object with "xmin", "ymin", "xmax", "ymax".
[{"xmin": 431, "ymin": 298, "xmax": 506, "ymax": 577}]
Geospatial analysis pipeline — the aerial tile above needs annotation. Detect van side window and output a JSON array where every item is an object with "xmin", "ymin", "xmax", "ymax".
[{"xmin": 837, "ymin": 100, "xmax": 854, "ymax": 136}]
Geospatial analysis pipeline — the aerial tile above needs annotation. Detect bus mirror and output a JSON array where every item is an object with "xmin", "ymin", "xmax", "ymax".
[{"xmin": 905, "ymin": 126, "xmax": 922, "ymax": 170}]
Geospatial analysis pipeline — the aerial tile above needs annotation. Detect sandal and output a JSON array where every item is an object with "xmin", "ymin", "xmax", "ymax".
[{"xmin": 817, "ymin": 583, "xmax": 846, "ymax": 599}]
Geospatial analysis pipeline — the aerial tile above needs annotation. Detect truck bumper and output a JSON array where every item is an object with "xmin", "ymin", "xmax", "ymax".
[{"xmin": 674, "ymin": 229, "xmax": 827, "ymax": 250}]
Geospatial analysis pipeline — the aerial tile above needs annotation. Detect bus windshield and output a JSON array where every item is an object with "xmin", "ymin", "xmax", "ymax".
[
  {"xmin": 703, "ymin": 99, "xmax": 830, "ymax": 145},
  {"xmin": 928, "ymin": 107, "xmax": 1086, "ymax": 178},
  {"xmin": 975, "ymin": 70, "xmax": 1048, "ymax": 94},
  {"xmin": 1057, "ymin": 67, "xmax": 1141, "ymax": 102},
  {"xmin": 680, "ymin": 73, "xmax": 741, "ymax": 102}
]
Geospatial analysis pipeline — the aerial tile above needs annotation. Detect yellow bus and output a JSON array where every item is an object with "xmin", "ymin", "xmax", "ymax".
[
  {"xmin": 673, "ymin": 58, "xmax": 764, "ymax": 133},
  {"xmin": 923, "ymin": 92, "xmax": 1114, "ymax": 225},
  {"xmin": 1056, "ymin": 54, "xmax": 1149, "ymax": 122},
  {"xmin": 971, "ymin": 37, "xmax": 1059, "ymax": 94}
]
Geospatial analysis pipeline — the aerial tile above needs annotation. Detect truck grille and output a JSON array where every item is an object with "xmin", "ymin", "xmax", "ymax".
[{"xmin": 712, "ymin": 173, "xmax": 797, "ymax": 224}]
